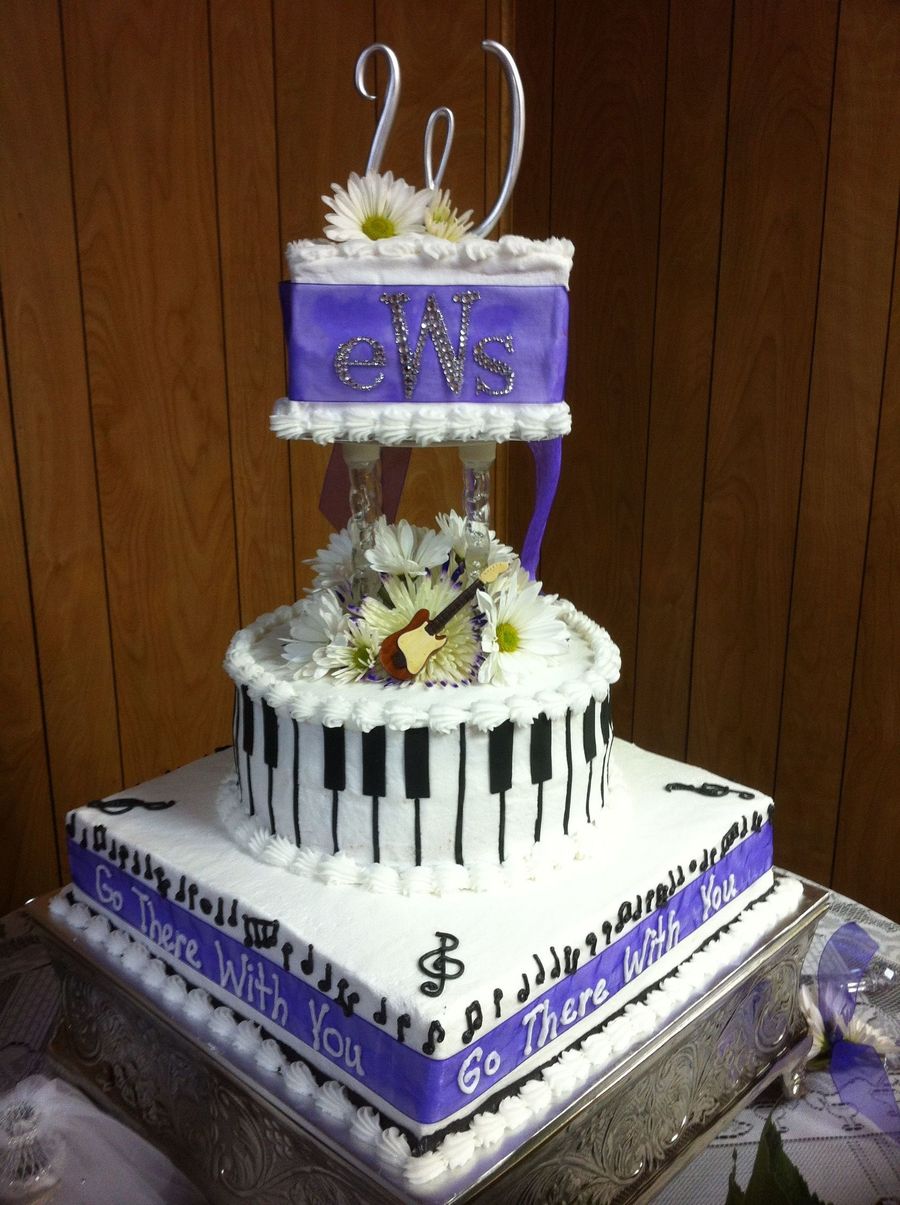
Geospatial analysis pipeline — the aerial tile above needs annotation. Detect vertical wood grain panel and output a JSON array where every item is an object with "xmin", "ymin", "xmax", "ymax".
[
  {"xmin": 375, "ymin": 0, "xmax": 490, "ymax": 529},
  {"xmin": 0, "ymin": 329, "xmax": 60, "ymax": 914},
  {"xmin": 633, "ymin": 0, "xmax": 731, "ymax": 762},
  {"xmin": 508, "ymin": 0, "xmax": 556, "ymax": 551},
  {"xmin": 210, "ymin": 1, "xmax": 294, "ymax": 625},
  {"xmin": 64, "ymin": 0, "xmax": 237, "ymax": 783},
  {"xmin": 546, "ymin": 0, "xmax": 668, "ymax": 736},
  {"xmin": 833, "ymin": 222, "xmax": 900, "ymax": 921},
  {"xmin": 0, "ymin": 0, "xmax": 122, "ymax": 837},
  {"xmin": 273, "ymin": 0, "xmax": 374, "ymax": 590},
  {"xmin": 775, "ymin": 0, "xmax": 900, "ymax": 884},
  {"xmin": 688, "ymin": 0, "xmax": 838, "ymax": 788}
]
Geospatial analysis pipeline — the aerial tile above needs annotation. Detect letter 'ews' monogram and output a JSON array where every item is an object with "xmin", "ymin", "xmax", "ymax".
[{"xmin": 380, "ymin": 291, "xmax": 481, "ymax": 398}]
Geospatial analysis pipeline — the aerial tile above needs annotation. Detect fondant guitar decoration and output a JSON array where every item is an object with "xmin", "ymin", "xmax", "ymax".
[{"xmin": 380, "ymin": 562, "xmax": 510, "ymax": 681}]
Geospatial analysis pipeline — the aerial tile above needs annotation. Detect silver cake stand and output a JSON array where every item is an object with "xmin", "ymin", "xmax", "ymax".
[{"xmin": 27, "ymin": 878, "xmax": 828, "ymax": 1204}]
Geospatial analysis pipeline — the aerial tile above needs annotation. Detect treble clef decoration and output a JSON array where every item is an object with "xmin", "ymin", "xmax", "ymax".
[
  {"xmin": 88, "ymin": 797, "xmax": 176, "ymax": 815},
  {"xmin": 417, "ymin": 931, "xmax": 465, "ymax": 997},
  {"xmin": 665, "ymin": 781, "xmax": 755, "ymax": 801}
]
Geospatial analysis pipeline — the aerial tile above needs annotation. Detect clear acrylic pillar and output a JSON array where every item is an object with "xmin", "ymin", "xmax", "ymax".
[
  {"xmin": 341, "ymin": 441, "xmax": 382, "ymax": 600},
  {"xmin": 458, "ymin": 441, "xmax": 496, "ymax": 577}
]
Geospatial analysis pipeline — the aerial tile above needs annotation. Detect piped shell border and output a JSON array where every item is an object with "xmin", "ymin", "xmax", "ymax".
[
  {"xmin": 223, "ymin": 598, "xmax": 620, "ymax": 735},
  {"xmin": 270, "ymin": 399, "xmax": 572, "ymax": 445}
]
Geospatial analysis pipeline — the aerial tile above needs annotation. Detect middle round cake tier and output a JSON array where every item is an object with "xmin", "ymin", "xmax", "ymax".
[{"xmin": 223, "ymin": 600, "xmax": 621, "ymax": 888}]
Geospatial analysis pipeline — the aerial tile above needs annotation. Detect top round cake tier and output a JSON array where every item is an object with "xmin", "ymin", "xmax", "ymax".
[
  {"xmin": 272, "ymin": 234, "xmax": 574, "ymax": 446},
  {"xmin": 222, "ymin": 598, "xmax": 620, "ymax": 893}
]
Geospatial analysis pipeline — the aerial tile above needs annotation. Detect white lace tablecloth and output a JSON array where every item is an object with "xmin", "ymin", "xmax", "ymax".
[
  {"xmin": 653, "ymin": 886, "xmax": 900, "ymax": 1204},
  {"xmin": 2, "ymin": 884, "xmax": 899, "ymax": 1204}
]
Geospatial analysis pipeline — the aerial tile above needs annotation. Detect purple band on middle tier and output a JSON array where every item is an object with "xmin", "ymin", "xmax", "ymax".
[
  {"xmin": 67, "ymin": 822, "xmax": 772, "ymax": 1127},
  {"xmin": 280, "ymin": 282, "xmax": 569, "ymax": 404}
]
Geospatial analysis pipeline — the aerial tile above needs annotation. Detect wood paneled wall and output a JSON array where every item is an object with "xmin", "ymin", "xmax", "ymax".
[{"xmin": 1, "ymin": 1, "xmax": 898, "ymax": 921}]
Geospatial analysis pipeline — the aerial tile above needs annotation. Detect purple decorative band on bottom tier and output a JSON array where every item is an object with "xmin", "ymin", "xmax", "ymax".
[{"xmin": 67, "ymin": 824, "xmax": 772, "ymax": 1126}]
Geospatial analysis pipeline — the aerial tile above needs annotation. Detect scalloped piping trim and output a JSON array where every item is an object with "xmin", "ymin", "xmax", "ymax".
[
  {"xmin": 224, "ymin": 598, "xmax": 621, "ymax": 735},
  {"xmin": 285, "ymin": 233, "xmax": 574, "ymax": 280},
  {"xmin": 215, "ymin": 759, "xmax": 628, "ymax": 896},
  {"xmin": 270, "ymin": 399, "xmax": 572, "ymax": 445},
  {"xmin": 51, "ymin": 875, "xmax": 803, "ymax": 1193}
]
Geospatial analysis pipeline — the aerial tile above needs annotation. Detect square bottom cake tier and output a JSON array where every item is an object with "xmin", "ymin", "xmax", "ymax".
[{"xmin": 57, "ymin": 742, "xmax": 805, "ymax": 1191}]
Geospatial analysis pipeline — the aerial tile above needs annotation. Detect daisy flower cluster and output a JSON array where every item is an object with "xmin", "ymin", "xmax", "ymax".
[
  {"xmin": 282, "ymin": 514, "xmax": 569, "ymax": 686},
  {"xmin": 323, "ymin": 172, "xmax": 473, "ymax": 244}
]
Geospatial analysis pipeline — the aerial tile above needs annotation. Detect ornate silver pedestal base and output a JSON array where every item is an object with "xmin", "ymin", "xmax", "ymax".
[{"xmin": 28, "ymin": 881, "xmax": 828, "ymax": 1204}]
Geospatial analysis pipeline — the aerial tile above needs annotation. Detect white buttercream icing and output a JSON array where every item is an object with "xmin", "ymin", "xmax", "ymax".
[
  {"xmin": 270, "ymin": 399, "xmax": 572, "ymax": 446},
  {"xmin": 53, "ymin": 875, "xmax": 806, "ymax": 1192}
]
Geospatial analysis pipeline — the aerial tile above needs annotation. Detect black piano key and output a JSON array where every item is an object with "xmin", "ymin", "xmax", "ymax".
[
  {"xmin": 582, "ymin": 698, "xmax": 597, "ymax": 761},
  {"xmin": 488, "ymin": 720, "xmax": 514, "ymax": 795},
  {"xmin": 563, "ymin": 710, "xmax": 573, "ymax": 834},
  {"xmin": 262, "ymin": 699, "xmax": 279, "ymax": 767},
  {"xmin": 292, "ymin": 719, "xmax": 301, "ymax": 846},
  {"xmin": 404, "ymin": 728, "xmax": 430, "ymax": 799},
  {"xmin": 241, "ymin": 685, "xmax": 255, "ymax": 816},
  {"xmin": 241, "ymin": 685, "xmax": 254, "ymax": 755},
  {"xmin": 323, "ymin": 726, "xmax": 346, "ymax": 791},
  {"xmin": 530, "ymin": 712, "xmax": 552, "ymax": 784},
  {"xmin": 454, "ymin": 724, "xmax": 466, "ymax": 866},
  {"xmin": 232, "ymin": 688, "xmax": 240, "ymax": 781},
  {"xmin": 600, "ymin": 694, "xmax": 612, "ymax": 746},
  {"xmin": 361, "ymin": 726, "xmax": 387, "ymax": 798}
]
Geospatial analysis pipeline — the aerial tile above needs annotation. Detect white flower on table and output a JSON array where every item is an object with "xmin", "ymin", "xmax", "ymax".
[
  {"xmin": 323, "ymin": 172, "xmax": 432, "ymax": 242},
  {"xmin": 365, "ymin": 517, "xmax": 451, "ymax": 578},
  {"xmin": 477, "ymin": 579, "xmax": 569, "ymax": 685}
]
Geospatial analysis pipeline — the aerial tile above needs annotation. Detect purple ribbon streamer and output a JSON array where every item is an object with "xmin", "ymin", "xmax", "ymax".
[
  {"xmin": 817, "ymin": 921, "xmax": 900, "ymax": 1144},
  {"xmin": 521, "ymin": 438, "xmax": 563, "ymax": 578}
]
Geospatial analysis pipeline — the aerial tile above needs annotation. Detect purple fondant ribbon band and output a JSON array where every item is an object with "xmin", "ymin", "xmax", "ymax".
[
  {"xmin": 280, "ymin": 281, "xmax": 569, "ymax": 405},
  {"xmin": 67, "ymin": 823, "xmax": 772, "ymax": 1127}
]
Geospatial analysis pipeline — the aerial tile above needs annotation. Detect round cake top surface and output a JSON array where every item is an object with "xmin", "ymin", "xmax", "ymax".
[{"xmin": 225, "ymin": 598, "xmax": 619, "ymax": 734}]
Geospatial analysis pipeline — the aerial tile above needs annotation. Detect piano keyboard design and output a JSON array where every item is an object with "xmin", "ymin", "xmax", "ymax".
[{"xmin": 232, "ymin": 688, "xmax": 613, "ymax": 871}]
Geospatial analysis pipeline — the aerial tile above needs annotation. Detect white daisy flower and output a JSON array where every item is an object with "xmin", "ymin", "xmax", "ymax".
[
  {"xmin": 424, "ymin": 188, "xmax": 474, "ymax": 242},
  {"xmin": 365, "ymin": 517, "xmax": 451, "ymax": 578},
  {"xmin": 436, "ymin": 510, "xmax": 514, "ymax": 568},
  {"xmin": 282, "ymin": 590, "xmax": 348, "ymax": 675},
  {"xmin": 477, "ymin": 580, "xmax": 569, "ymax": 685},
  {"xmin": 317, "ymin": 619, "xmax": 379, "ymax": 684},
  {"xmin": 323, "ymin": 172, "xmax": 432, "ymax": 242},
  {"xmin": 362, "ymin": 574, "xmax": 479, "ymax": 684},
  {"xmin": 799, "ymin": 985, "xmax": 827, "ymax": 1059},
  {"xmin": 307, "ymin": 528, "xmax": 354, "ymax": 589}
]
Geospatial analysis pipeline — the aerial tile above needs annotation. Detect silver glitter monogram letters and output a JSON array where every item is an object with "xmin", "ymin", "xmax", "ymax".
[
  {"xmin": 380, "ymin": 290, "xmax": 480, "ymax": 398},
  {"xmin": 474, "ymin": 335, "xmax": 516, "ymax": 396},
  {"xmin": 334, "ymin": 337, "xmax": 386, "ymax": 391}
]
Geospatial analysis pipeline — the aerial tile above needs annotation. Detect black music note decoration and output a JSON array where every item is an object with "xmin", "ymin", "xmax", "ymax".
[
  {"xmin": 461, "ymin": 1000, "xmax": 483, "ymax": 1044},
  {"xmin": 243, "ymin": 915, "xmax": 280, "ymax": 950},
  {"xmin": 423, "ymin": 1020, "xmax": 446, "ymax": 1055}
]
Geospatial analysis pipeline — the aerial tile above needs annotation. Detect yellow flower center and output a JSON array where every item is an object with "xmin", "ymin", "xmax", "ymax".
[
  {"xmin": 361, "ymin": 213, "xmax": 396, "ymax": 240},
  {"xmin": 496, "ymin": 621, "xmax": 519, "ymax": 653}
]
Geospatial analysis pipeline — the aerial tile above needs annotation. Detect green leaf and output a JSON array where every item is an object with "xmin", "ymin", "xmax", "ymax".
[{"xmin": 741, "ymin": 1115, "xmax": 831, "ymax": 1205}]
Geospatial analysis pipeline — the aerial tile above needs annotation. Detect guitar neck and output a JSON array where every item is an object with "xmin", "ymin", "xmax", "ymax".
[{"xmin": 425, "ymin": 576, "xmax": 484, "ymax": 634}]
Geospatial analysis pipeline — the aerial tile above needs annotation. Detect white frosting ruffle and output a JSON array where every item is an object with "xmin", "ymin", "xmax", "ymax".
[
  {"xmin": 285, "ymin": 234, "xmax": 574, "ymax": 288},
  {"xmin": 270, "ymin": 398, "xmax": 572, "ymax": 445},
  {"xmin": 224, "ymin": 598, "xmax": 620, "ymax": 735},
  {"xmin": 52, "ymin": 874, "xmax": 806, "ymax": 1194}
]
